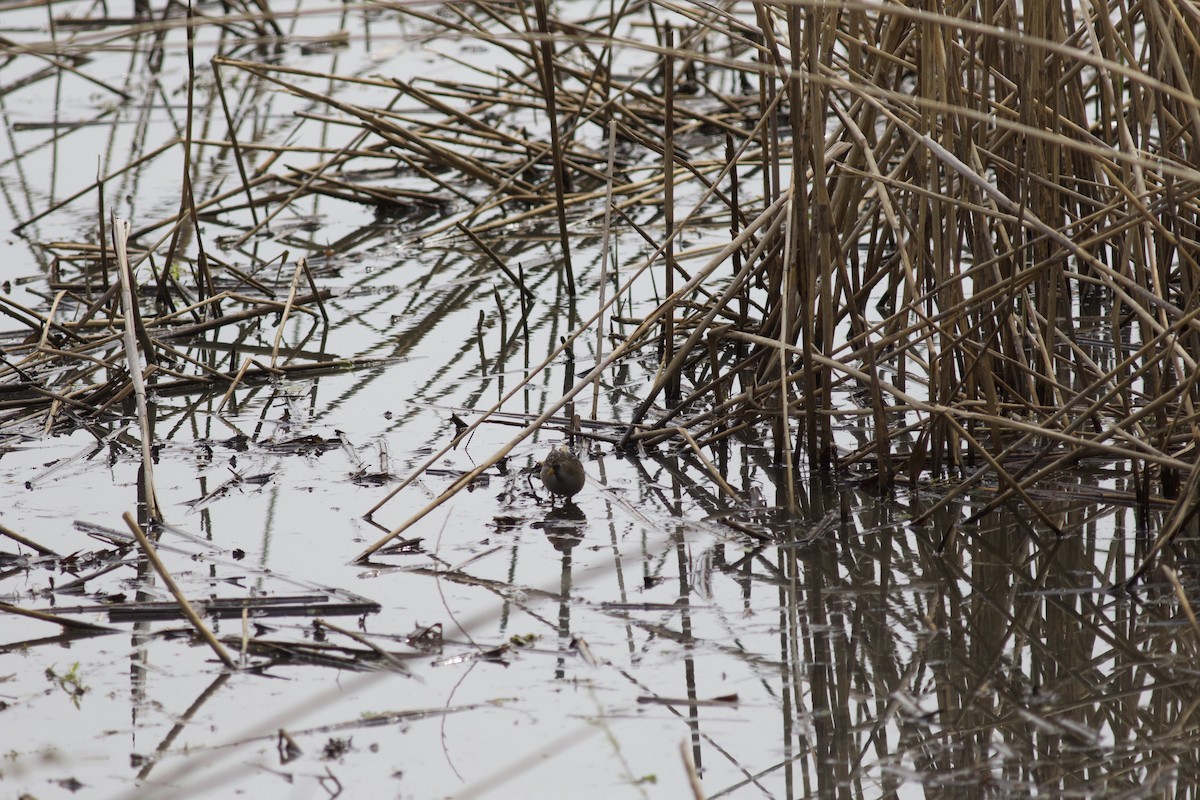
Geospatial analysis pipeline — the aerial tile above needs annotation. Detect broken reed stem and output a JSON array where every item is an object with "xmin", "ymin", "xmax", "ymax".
[
  {"xmin": 591, "ymin": 117, "xmax": 617, "ymax": 421},
  {"xmin": 532, "ymin": 0, "xmax": 575, "ymax": 296},
  {"xmin": 676, "ymin": 427, "xmax": 739, "ymax": 503},
  {"xmin": 0, "ymin": 601, "xmax": 115, "ymax": 632},
  {"xmin": 0, "ymin": 521, "xmax": 61, "ymax": 557},
  {"xmin": 681, "ymin": 738, "xmax": 704, "ymax": 800},
  {"xmin": 123, "ymin": 511, "xmax": 238, "ymax": 670},
  {"xmin": 663, "ymin": 25, "xmax": 678, "ymax": 408},
  {"xmin": 315, "ymin": 619, "xmax": 412, "ymax": 674},
  {"xmin": 778, "ymin": 192, "xmax": 797, "ymax": 511},
  {"xmin": 455, "ymin": 222, "xmax": 536, "ymax": 305},
  {"xmin": 297, "ymin": 256, "xmax": 329, "ymax": 323},
  {"xmin": 216, "ymin": 357, "xmax": 271, "ymax": 414},
  {"xmin": 211, "ymin": 61, "xmax": 260, "ymax": 228},
  {"xmin": 269, "ymin": 257, "xmax": 308, "ymax": 367},
  {"xmin": 112, "ymin": 215, "xmax": 161, "ymax": 523}
]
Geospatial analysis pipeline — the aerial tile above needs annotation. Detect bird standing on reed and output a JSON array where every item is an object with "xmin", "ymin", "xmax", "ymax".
[{"xmin": 539, "ymin": 445, "xmax": 585, "ymax": 503}]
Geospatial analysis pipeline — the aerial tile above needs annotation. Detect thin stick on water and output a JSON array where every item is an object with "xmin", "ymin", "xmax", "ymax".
[{"xmin": 124, "ymin": 512, "xmax": 237, "ymax": 670}]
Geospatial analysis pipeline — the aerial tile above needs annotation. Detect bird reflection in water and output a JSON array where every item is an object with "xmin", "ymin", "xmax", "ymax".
[
  {"xmin": 532, "ymin": 503, "xmax": 586, "ymax": 678},
  {"xmin": 535, "ymin": 502, "xmax": 587, "ymax": 553}
]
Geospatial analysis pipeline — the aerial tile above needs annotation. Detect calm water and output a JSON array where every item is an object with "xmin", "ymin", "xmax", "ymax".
[{"xmin": 0, "ymin": 3, "xmax": 1194, "ymax": 798}]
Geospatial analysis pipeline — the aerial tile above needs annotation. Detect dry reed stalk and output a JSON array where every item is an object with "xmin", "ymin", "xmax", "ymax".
[
  {"xmin": 455, "ymin": 222, "xmax": 536, "ymax": 305},
  {"xmin": 268, "ymin": 257, "xmax": 309, "ymax": 367},
  {"xmin": 0, "ymin": 601, "xmax": 115, "ymax": 632},
  {"xmin": 531, "ymin": 0, "xmax": 575, "ymax": 296},
  {"xmin": 0, "ymin": 522, "xmax": 61, "ymax": 558},
  {"xmin": 592, "ymin": 117, "xmax": 618, "ymax": 421},
  {"xmin": 123, "ymin": 512, "xmax": 238, "ymax": 670},
  {"xmin": 112, "ymin": 216, "xmax": 161, "ymax": 523},
  {"xmin": 663, "ymin": 25, "xmax": 679, "ymax": 408}
]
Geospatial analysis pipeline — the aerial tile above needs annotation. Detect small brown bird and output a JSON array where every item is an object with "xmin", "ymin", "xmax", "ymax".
[{"xmin": 539, "ymin": 446, "xmax": 585, "ymax": 502}]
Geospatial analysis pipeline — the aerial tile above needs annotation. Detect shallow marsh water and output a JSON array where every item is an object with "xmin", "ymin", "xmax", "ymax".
[{"xmin": 0, "ymin": 3, "xmax": 1196, "ymax": 799}]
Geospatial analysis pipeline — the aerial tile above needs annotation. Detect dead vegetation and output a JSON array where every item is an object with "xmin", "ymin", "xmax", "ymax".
[
  {"xmin": 4, "ymin": 3, "xmax": 1200, "ymax": 797},
  {"xmin": 4, "ymin": 2, "xmax": 1200, "ymax": 571}
]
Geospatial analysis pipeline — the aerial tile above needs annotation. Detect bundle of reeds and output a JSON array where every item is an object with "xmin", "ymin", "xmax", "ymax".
[
  {"xmin": 8, "ymin": 1, "xmax": 1199, "ymax": 569},
  {"xmin": 331, "ymin": 2, "xmax": 1200, "ymax": 564}
]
